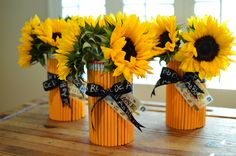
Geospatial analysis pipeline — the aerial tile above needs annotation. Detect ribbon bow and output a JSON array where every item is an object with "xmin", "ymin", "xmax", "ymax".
[
  {"xmin": 86, "ymin": 81, "xmax": 145, "ymax": 132},
  {"xmin": 43, "ymin": 72, "xmax": 70, "ymax": 107},
  {"xmin": 151, "ymin": 67, "xmax": 204, "ymax": 99}
]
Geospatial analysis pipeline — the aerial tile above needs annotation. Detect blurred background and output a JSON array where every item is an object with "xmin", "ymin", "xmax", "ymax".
[{"xmin": 1, "ymin": 0, "xmax": 236, "ymax": 113}]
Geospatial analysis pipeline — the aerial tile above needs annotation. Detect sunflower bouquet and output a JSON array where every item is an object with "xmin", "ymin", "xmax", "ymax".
[
  {"xmin": 150, "ymin": 15, "xmax": 235, "ymax": 130},
  {"xmin": 56, "ymin": 13, "xmax": 153, "ymax": 83},
  {"xmin": 55, "ymin": 12, "xmax": 154, "ymax": 146},
  {"xmin": 173, "ymin": 15, "xmax": 235, "ymax": 108},
  {"xmin": 150, "ymin": 15, "xmax": 182, "ymax": 96},
  {"xmin": 18, "ymin": 15, "xmax": 86, "ymax": 121}
]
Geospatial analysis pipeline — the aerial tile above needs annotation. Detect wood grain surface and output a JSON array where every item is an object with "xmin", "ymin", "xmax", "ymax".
[{"xmin": 0, "ymin": 98, "xmax": 236, "ymax": 156}]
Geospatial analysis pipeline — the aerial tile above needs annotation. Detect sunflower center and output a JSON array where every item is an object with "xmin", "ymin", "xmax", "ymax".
[
  {"xmin": 194, "ymin": 35, "xmax": 219, "ymax": 61},
  {"xmin": 157, "ymin": 31, "xmax": 172, "ymax": 48},
  {"xmin": 123, "ymin": 37, "xmax": 137, "ymax": 61},
  {"xmin": 52, "ymin": 32, "xmax": 61, "ymax": 40}
]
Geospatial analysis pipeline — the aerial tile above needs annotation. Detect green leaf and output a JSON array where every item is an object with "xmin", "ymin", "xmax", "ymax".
[
  {"xmin": 48, "ymin": 47, "xmax": 54, "ymax": 55},
  {"xmin": 176, "ymin": 24, "xmax": 183, "ymax": 30},
  {"xmin": 36, "ymin": 43, "xmax": 42, "ymax": 50},
  {"xmin": 104, "ymin": 27, "xmax": 113, "ymax": 37},
  {"xmin": 73, "ymin": 42, "xmax": 80, "ymax": 50},
  {"xmin": 39, "ymin": 56, "xmax": 45, "ymax": 66},
  {"xmin": 88, "ymin": 37, "xmax": 96, "ymax": 44},
  {"xmin": 80, "ymin": 30, "xmax": 92, "ymax": 40},
  {"xmin": 82, "ymin": 42, "xmax": 92, "ymax": 49},
  {"xmin": 75, "ymin": 50, "xmax": 81, "ymax": 55},
  {"xmin": 95, "ymin": 35, "xmax": 108, "ymax": 43},
  {"xmin": 64, "ymin": 16, "xmax": 71, "ymax": 21}
]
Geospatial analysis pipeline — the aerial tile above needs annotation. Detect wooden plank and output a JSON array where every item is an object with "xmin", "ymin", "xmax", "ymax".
[
  {"xmin": 0, "ymin": 133, "xmax": 106, "ymax": 156},
  {"xmin": 0, "ymin": 128, "xmax": 203, "ymax": 156},
  {"xmin": 0, "ymin": 151, "xmax": 18, "ymax": 156},
  {"xmin": 0, "ymin": 142, "xmax": 62, "ymax": 156},
  {"xmin": 0, "ymin": 96, "xmax": 47, "ymax": 123}
]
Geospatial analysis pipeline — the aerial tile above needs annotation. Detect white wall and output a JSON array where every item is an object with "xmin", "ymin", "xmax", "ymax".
[{"xmin": 0, "ymin": 0, "xmax": 50, "ymax": 113}]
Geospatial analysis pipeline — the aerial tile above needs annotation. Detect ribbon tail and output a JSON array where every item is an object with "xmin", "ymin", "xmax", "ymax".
[
  {"xmin": 91, "ymin": 122, "xmax": 95, "ymax": 131},
  {"xmin": 134, "ymin": 121, "xmax": 145, "ymax": 132},
  {"xmin": 112, "ymin": 95, "xmax": 145, "ymax": 132},
  {"xmin": 59, "ymin": 81, "xmax": 70, "ymax": 107},
  {"xmin": 91, "ymin": 96, "xmax": 106, "ymax": 113},
  {"xmin": 90, "ymin": 96, "xmax": 107, "ymax": 131},
  {"xmin": 151, "ymin": 80, "xmax": 162, "ymax": 97},
  {"xmin": 128, "ymin": 111, "xmax": 145, "ymax": 132},
  {"xmin": 151, "ymin": 67, "xmax": 180, "ymax": 97}
]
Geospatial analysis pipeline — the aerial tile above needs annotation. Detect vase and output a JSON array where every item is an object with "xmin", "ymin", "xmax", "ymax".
[
  {"xmin": 87, "ymin": 62, "xmax": 134, "ymax": 146},
  {"xmin": 47, "ymin": 58, "xmax": 86, "ymax": 121},
  {"xmin": 166, "ymin": 61, "xmax": 206, "ymax": 130}
]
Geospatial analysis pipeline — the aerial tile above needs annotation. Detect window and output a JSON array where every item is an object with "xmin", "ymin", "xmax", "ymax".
[
  {"xmin": 123, "ymin": 0, "xmax": 174, "ymax": 21},
  {"xmin": 61, "ymin": 0, "xmax": 105, "ymax": 18},
  {"xmin": 194, "ymin": 0, "xmax": 221, "ymax": 20}
]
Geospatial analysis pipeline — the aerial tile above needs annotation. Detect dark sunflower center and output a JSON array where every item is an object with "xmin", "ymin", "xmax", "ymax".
[
  {"xmin": 157, "ymin": 31, "xmax": 172, "ymax": 48},
  {"xmin": 122, "ymin": 37, "xmax": 137, "ymax": 61},
  {"xmin": 194, "ymin": 35, "xmax": 219, "ymax": 61},
  {"xmin": 52, "ymin": 32, "xmax": 61, "ymax": 40}
]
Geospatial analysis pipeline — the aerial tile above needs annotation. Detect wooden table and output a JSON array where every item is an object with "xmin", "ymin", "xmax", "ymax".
[{"xmin": 0, "ymin": 97, "xmax": 236, "ymax": 156}]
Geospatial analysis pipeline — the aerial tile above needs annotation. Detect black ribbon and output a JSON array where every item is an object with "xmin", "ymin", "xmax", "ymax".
[
  {"xmin": 86, "ymin": 81, "xmax": 145, "ymax": 132},
  {"xmin": 43, "ymin": 72, "xmax": 70, "ymax": 107},
  {"xmin": 151, "ymin": 67, "xmax": 204, "ymax": 99}
]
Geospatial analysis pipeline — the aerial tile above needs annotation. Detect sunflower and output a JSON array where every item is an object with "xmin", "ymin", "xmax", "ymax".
[
  {"xmin": 101, "ymin": 14, "xmax": 153, "ymax": 82},
  {"xmin": 186, "ymin": 16, "xmax": 200, "ymax": 30},
  {"xmin": 37, "ymin": 18, "xmax": 67, "ymax": 48},
  {"xmin": 84, "ymin": 15, "xmax": 105, "ymax": 28},
  {"xmin": 18, "ymin": 15, "xmax": 41, "ymax": 68},
  {"xmin": 104, "ymin": 12, "xmax": 125, "ymax": 26},
  {"xmin": 151, "ymin": 16, "xmax": 180, "ymax": 61},
  {"xmin": 174, "ymin": 15, "xmax": 235, "ymax": 79},
  {"xmin": 65, "ymin": 15, "xmax": 85, "ymax": 27},
  {"xmin": 54, "ymin": 18, "xmax": 82, "ymax": 80}
]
